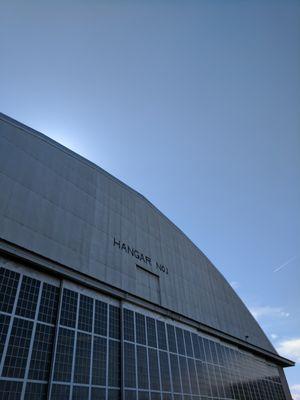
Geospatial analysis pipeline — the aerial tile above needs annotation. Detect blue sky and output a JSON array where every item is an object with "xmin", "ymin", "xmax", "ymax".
[{"xmin": 1, "ymin": 0, "xmax": 299, "ymax": 396}]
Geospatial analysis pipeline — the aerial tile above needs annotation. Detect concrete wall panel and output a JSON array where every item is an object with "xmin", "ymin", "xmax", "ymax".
[{"xmin": 0, "ymin": 114, "xmax": 275, "ymax": 354}]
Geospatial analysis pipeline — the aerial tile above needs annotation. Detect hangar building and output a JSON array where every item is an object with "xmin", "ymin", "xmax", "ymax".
[{"xmin": 0, "ymin": 113, "xmax": 294, "ymax": 399}]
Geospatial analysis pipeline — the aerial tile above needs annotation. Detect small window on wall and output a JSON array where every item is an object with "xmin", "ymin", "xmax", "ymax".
[{"xmin": 136, "ymin": 265, "xmax": 161, "ymax": 304}]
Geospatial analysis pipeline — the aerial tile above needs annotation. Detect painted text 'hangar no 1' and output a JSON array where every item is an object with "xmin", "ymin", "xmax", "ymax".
[{"xmin": 0, "ymin": 113, "xmax": 294, "ymax": 400}]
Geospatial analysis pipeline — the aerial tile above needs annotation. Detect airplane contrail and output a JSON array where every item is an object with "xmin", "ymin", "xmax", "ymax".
[{"xmin": 273, "ymin": 255, "xmax": 298, "ymax": 273}]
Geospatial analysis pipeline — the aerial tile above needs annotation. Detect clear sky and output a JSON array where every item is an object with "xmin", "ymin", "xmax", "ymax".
[{"xmin": 1, "ymin": 0, "xmax": 299, "ymax": 396}]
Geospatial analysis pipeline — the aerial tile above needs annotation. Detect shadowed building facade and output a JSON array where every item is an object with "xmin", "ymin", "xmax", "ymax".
[{"xmin": 0, "ymin": 113, "xmax": 294, "ymax": 400}]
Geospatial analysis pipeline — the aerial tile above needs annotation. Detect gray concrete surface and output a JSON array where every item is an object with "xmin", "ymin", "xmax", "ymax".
[{"xmin": 0, "ymin": 113, "xmax": 276, "ymax": 354}]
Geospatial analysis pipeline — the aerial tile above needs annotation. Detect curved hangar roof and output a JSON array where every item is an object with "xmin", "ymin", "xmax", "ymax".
[{"xmin": 0, "ymin": 113, "xmax": 287, "ymax": 364}]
